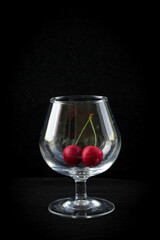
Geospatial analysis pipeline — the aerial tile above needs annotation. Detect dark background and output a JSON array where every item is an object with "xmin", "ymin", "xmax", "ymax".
[
  {"xmin": 9, "ymin": 7, "xmax": 150, "ymax": 181},
  {"xmin": 6, "ymin": 6, "xmax": 155, "ymax": 240}
]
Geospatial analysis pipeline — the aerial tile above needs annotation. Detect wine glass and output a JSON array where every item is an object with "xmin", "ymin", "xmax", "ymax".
[{"xmin": 39, "ymin": 95, "xmax": 121, "ymax": 218}]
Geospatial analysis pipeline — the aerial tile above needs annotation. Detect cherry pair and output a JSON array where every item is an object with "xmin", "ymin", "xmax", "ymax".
[
  {"xmin": 63, "ymin": 145, "xmax": 103, "ymax": 167},
  {"xmin": 63, "ymin": 113, "xmax": 103, "ymax": 167}
]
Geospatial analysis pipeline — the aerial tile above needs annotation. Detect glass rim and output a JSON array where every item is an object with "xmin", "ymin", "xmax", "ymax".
[{"xmin": 50, "ymin": 95, "xmax": 108, "ymax": 103}]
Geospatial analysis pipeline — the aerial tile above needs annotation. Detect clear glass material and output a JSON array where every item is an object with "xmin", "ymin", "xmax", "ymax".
[{"xmin": 39, "ymin": 95, "xmax": 121, "ymax": 218}]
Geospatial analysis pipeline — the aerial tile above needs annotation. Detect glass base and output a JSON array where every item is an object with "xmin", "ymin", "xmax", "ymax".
[{"xmin": 48, "ymin": 197, "xmax": 115, "ymax": 219}]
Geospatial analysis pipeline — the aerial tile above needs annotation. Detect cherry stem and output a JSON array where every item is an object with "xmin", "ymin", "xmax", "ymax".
[
  {"xmin": 89, "ymin": 117, "xmax": 97, "ymax": 147},
  {"xmin": 75, "ymin": 114, "xmax": 97, "ymax": 147},
  {"xmin": 74, "ymin": 118, "xmax": 90, "ymax": 145}
]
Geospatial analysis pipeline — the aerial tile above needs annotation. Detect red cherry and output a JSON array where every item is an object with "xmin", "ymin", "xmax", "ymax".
[
  {"xmin": 82, "ymin": 146, "xmax": 103, "ymax": 167},
  {"xmin": 63, "ymin": 145, "xmax": 82, "ymax": 166}
]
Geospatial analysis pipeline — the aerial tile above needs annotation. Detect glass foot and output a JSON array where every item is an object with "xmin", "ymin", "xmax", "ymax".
[{"xmin": 48, "ymin": 197, "xmax": 115, "ymax": 219}]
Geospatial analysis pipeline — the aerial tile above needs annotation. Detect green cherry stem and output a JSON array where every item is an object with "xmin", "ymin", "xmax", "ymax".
[
  {"xmin": 75, "ymin": 114, "xmax": 97, "ymax": 147},
  {"xmin": 74, "ymin": 118, "xmax": 90, "ymax": 145},
  {"xmin": 89, "ymin": 116, "xmax": 97, "ymax": 147}
]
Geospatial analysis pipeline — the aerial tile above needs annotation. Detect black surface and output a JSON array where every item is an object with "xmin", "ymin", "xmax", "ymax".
[{"xmin": 8, "ymin": 177, "xmax": 153, "ymax": 239}]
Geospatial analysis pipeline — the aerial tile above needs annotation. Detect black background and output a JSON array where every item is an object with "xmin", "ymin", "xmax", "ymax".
[
  {"xmin": 6, "ymin": 6, "xmax": 155, "ymax": 240},
  {"xmin": 9, "ymin": 6, "xmax": 150, "ymax": 180}
]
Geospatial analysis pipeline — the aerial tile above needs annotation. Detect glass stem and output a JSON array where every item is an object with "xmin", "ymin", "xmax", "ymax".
[{"xmin": 75, "ymin": 180, "xmax": 87, "ymax": 201}]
